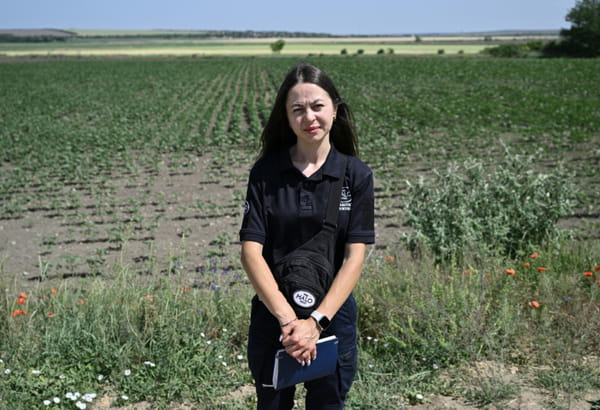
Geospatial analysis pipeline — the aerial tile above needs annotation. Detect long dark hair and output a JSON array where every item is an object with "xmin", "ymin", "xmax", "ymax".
[{"xmin": 259, "ymin": 63, "xmax": 359, "ymax": 158}]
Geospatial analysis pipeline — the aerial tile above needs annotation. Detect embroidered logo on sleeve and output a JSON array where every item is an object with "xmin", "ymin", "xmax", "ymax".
[
  {"xmin": 339, "ymin": 186, "xmax": 352, "ymax": 211},
  {"xmin": 243, "ymin": 200, "xmax": 250, "ymax": 215}
]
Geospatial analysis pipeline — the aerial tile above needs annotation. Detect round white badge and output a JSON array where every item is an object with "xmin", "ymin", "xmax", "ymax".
[{"xmin": 293, "ymin": 290, "xmax": 316, "ymax": 308}]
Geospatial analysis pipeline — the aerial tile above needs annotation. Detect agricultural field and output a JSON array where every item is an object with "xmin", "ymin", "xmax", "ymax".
[
  {"xmin": 0, "ymin": 36, "xmax": 511, "ymax": 56},
  {"xmin": 0, "ymin": 55, "xmax": 599, "ymax": 408}
]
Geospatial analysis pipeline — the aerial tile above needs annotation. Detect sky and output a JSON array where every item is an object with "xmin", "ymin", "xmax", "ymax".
[{"xmin": 1, "ymin": 0, "xmax": 576, "ymax": 35}]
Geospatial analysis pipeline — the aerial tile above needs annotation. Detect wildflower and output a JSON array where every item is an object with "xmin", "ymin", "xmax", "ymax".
[
  {"xmin": 18, "ymin": 292, "xmax": 27, "ymax": 299},
  {"xmin": 82, "ymin": 393, "xmax": 96, "ymax": 402},
  {"xmin": 182, "ymin": 286, "xmax": 190, "ymax": 292},
  {"xmin": 505, "ymin": 268, "xmax": 516, "ymax": 275},
  {"xmin": 59, "ymin": 374, "xmax": 65, "ymax": 379},
  {"xmin": 416, "ymin": 393, "xmax": 424, "ymax": 400},
  {"xmin": 97, "ymin": 374, "xmax": 104, "ymax": 381},
  {"xmin": 143, "ymin": 361, "xmax": 156, "ymax": 367},
  {"xmin": 124, "ymin": 369, "xmax": 131, "ymax": 376},
  {"xmin": 32, "ymin": 369, "xmax": 42, "ymax": 375},
  {"xmin": 237, "ymin": 355, "xmax": 244, "ymax": 360},
  {"xmin": 595, "ymin": 279, "xmax": 600, "ymax": 285},
  {"xmin": 537, "ymin": 267, "xmax": 548, "ymax": 272},
  {"xmin": 222, "ymin": 362, "xmax": 227, "ymax": 367},
  {"xmin": 4, "ymin": 369, "xmax": 11, "ymax": 375},
  {"xmin": 530, "ymin": 253, "xmax": 539, "ymax": 259},
  {"xmin": 53, "ymin": 397, "xmax": 61, "ymax": 404},
  {"xmin": 75, "ymin": 401, "xmax": 86, "ymax": 409},
  {"xmin": 20, "ymin": 310, "xmax": 27, "ymax": 315},
  {"xmin": 48, "ymin": 312, "xmax": 54, "ymax": 318},
  {"xmin": 43, "ymin": 400, "xmax": 51, "ymax": 406},
  {"xmin": 530, "ymin": 301, "xmax": 541, "ymax": 308},
  {"xmin": 16, "ymin": 298, "xmax": 26, "ymax": 305},
  {"xmin": 121, "ymin": 395, "xmax": 129, "ymax": 400},
  {"xmin": 583, "ymin": 271, "xmax": 593, "ymax": 277},
  {"xmin": 77, "ymin": 300, "xmax": 85, "ymax": 306},
  {"xmin": 12, "ymin": 310, "xmax": 21, "ymax": 317},
  {"xmin": 384, "ymin": 255, "xmax": 395, "ymax": 262},
  {"xmin": 51, "ymin": 288, "xmax": 58, "ymax": 294},
  {"xmin": 464, "ymin": 269, "xmax": 472, "ymax": 275},
  {"xmin": 594, "ymin": 266, "xmax": 600, "ymax": 271},
  {"xmin": 522, "ymin": 262, "xmax": 531, "ymax": 268}
]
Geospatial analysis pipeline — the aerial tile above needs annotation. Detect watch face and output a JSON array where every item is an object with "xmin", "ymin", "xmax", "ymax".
[{"xmin": 319, "ymin": 316, "xmax": 331, "ymax": 329}]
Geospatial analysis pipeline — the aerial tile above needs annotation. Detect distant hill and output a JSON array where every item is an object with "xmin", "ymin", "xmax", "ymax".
[
  {"xmin": 0, "ymin": 28, "xmax": 560, "ymax": 42},
  {"xmin": 0, "ymin": 29, "xmax": 76, "ymax": 42}
]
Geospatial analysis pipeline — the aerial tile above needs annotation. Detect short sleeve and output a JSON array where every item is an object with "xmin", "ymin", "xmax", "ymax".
[
  {"xmin": 346, "ymin": 167, "xmax": 375, "ymax": 244},
  {"xmin": 239, "ymin": 167, "xmax": 267, "ymax": 244}
]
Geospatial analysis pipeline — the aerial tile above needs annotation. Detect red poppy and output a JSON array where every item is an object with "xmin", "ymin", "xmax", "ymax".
[
  {"xmin": 537, "ymin": 267, "xmax": 548, "ymax": 272},
  {"xmin": 20, "ymin": 310, "xmax": 27, "ymax": 315},
  {"xmin": 51, "ymin": 288, "xmax": 58, "ymax": 295},
  {"xmin": 18, "ymin": 292, "xmax": 27, "ymax": 299},
  {"xmin": 530, "ymin": 301, "xmax": 540, "ymax": 308},
  {"xmin": 384, "ymin": 256, "xmax": 395, "ymax": 262},
  {"xmin": 77, "ymin": 300, "xmax": 85, "ymax": 306},
  {"xmin": 583, "ymin": 271, "xmax": 593, "ymax": 277},
  {"xmin": 595, "ymin": 279, "xmax": 600, "ymax": 285},
  {"xmin": 530, "ymin": 253, "xmax": 539, "ymax": 259},
  {"xmin": 12, "ymin": 309, "xmax": 21, "ymax": 317},
  {"xmin": 522, "ymin": 262, "xmax": 531, "ymax": 268},
  {"xmin": 183, "ymin": 286, "xmax": 191, "ymax": 292},
  {"xmin": 47, "ymin": 312, "xmax": 54, "ymax": 318},
  {"xmin": 16, "ymin": 298, "xmax": 26, "ymax": 305},
  {"xmin": 505, "ymin": 268, "xmax": 516, "ymax": 275},
  {"xmin": 594, "ymin": 266, "xmax": 600, "ymax": 271},
  {"xmin": 464, "ymin": 269, "xmax": 472, "ymax": 275}
]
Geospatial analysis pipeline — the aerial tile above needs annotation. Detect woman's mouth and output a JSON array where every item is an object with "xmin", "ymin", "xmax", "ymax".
[{"xmin": 305, "ymin": 126, "xmax": 320, "ymax": 134}]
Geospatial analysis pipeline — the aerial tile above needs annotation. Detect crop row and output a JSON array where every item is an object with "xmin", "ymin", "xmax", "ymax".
[{"xmin": 0, "ymin": 56, "xmax": 599, "ymax": 282}]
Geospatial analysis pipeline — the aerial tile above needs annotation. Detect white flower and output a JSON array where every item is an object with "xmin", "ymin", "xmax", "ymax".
[
  {"xmin": 222, "ymin": 362, "xmax": 227, "ymax": 367},
  {"xmin": 366, "ymin": 336, "xmax": 372, "ymax": 341},
  {"xmin": 222, "ymin": 328, "xmax": 227, "ymax": 332},
  {"xmin": 121, "ymin": 395, "xmax": 129, "ymax": 400},
  {"xmin": 200, "ymin": 332, "xmax": 205, "ymax": 337},
  {"xmin": 206, "ymin": 340, "xmax": 212, "ymax": 345},
  {"xmin": 373, "ymin": 338, "xmax": 379, "ymax": 343},
  {"xmin": 432, "ymin": 364, "xmax": 439, "ymax": 370},
  {"xmin": 0, "ymin": 359, "xmax": 3, "ymax": 363},
  {"xmin": 53, "ymin": 397, "xmax": 60, "ymax": 404},
  {"xmin": 143, "ymin": 361, "xmax": 156, "ymax": 367},
  {"xmin": 43, "ymin": 400, "xmax": 51, "ymax": 406},
  {"xmin": 124, "ymin": 369, "xmax": 131, "ymax": 376},
  {"xmin": 416, "ymin": 393, "xmax": 424, "ymax": 400},
  {"xmin": 75, "ymin": 401, "xmax": 87, "ymax": 409},
  {"xmin": 31, "ymin": 369, "xmax": 42, "ymax": 375},
  {"xmin": 237, "ymin": 355, "xmax": 244, "ymax": 360},
  {"xmin": 4, "ymin": 369, "xmax": 10, "ymax": 375},
  {"xmin": 218, "ymin": 355, "xmax": 223, "ymax": 359},
  {"xmin": 59, "ymin": 374, "xmax": 66, "ymax": 379},
  {"xmin": 82, "ymin": 393, "xmax": 96, "ymax": 402},
  {"xmin": 368, "ymin": 364, "xmax": 375, "ymax": 368},
  {"xmin": 97, "ymin": 374, "xmax": 104, "ymax": 381}
]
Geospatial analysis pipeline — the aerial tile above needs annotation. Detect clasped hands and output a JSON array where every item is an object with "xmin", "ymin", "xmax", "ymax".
[{"xmin": 280, "ymin": 317, "xmax": 321, "ymax": 366}]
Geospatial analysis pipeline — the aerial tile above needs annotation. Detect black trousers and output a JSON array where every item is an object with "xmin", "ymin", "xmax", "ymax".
[{"xmin": 247, "ymin": 295, "xmax": 358, "ymax": 410}]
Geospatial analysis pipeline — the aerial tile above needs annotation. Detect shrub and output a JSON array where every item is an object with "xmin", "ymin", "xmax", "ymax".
[
  {"xmin": 482, "ymin": 43, "xmax": 528, "ymax": 58},
  {"xmin": 402, "ymin": 148, "xmax": 576, "ymax": 262}
]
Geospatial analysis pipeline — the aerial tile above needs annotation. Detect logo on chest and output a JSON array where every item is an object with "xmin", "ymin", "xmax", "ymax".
[{"xmin": 339, "ymin": 186, "xmax": 351, "ymax": 211}]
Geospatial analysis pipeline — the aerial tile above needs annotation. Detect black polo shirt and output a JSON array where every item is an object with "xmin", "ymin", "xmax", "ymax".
[{"xmin": 240, "ymin": 146, "xmax": 375, "ymax": 272}]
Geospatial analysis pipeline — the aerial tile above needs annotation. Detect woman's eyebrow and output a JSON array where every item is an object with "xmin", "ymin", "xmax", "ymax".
[{"xmin": 289, "ymin": 98, "xmax": 325, "ymax": 107}]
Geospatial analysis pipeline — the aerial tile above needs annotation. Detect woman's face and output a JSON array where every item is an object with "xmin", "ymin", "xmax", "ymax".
[{"xmin": 286, "ymin": 82, "xmax": 337, "ymax": 148}]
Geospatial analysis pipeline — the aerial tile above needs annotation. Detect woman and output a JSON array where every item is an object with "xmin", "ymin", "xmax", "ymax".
[{"xmin": 240, "ymin": 63, "xmax": 375, "ymax": 409}]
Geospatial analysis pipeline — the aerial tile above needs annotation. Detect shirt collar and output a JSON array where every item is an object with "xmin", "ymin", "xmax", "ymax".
[{"xmin": 279, "ymin": 145, "xmax": 344, "ymax": 180}]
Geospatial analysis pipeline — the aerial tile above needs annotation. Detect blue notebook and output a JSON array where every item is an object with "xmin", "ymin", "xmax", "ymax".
[{"xmin": 271, "ymin": 335, "xmax": 338, "ymax": 390}]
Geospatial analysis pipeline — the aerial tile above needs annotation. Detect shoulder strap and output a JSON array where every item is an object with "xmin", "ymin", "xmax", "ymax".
[{"xmin": 323, "ymin": 154, "xmax": 348, "ymax": 230}]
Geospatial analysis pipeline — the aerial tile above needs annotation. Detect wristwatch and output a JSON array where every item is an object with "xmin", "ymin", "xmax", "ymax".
[{"xmin": 310, "ymin": 310, "xmax": 331, "ymax": 331}]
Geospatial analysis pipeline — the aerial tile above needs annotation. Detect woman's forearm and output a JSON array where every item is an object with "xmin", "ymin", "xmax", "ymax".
[
  {"xmin": 316, "ymin": 242, "xmax": 366, "ymax": 320},
  {"xmin": 241, "ymin": 240, "xmax": 297, "ymax": 325}
]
